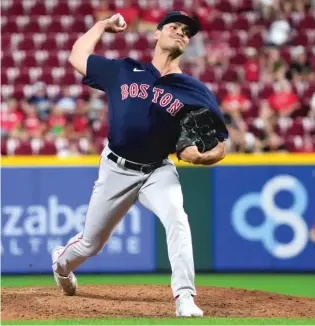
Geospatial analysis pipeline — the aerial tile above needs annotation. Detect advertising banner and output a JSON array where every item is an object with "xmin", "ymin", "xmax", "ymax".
[
  {"xmin": 1, "ymin": 167, "xmax": 156, "ymax": 273},
  {"xmin": 213, "ymin": 166, "xmax": 315, "ymax": 271}
]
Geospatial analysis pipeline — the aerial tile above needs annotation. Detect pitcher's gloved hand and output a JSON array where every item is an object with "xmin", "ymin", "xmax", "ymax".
[{"xmin": 176, "ymin": 107, "xmax": 220, "ymax": 160}]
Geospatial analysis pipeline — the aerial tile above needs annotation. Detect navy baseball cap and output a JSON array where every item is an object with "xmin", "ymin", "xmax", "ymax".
[{"xmin": 157, "ymin": 11, "xmax": 200, "ymax": 37}]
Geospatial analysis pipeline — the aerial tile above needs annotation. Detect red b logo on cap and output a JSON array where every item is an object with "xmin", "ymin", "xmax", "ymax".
[{"xmin": 180, "ymin": 11, "xmax": 188, "ymax": 16}]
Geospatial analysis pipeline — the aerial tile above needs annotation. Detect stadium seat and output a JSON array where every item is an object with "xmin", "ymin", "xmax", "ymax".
[
  {"xmin": 246, "ymin": 32, "xmax": 264, "ymax": 48},
  {"xmin": 221, "ymin": 68, "xmax": 239, "ymax": 82},
  {"xmin": 297, "ymin": 14, "xmax": 315, "ymax": 31},
  {"xmin": 208, "ymin": 17, "xmax": 227, "ymax": 31},
  {"xmin": 215, "ymin": 1, "xmax": 233, "ymax": 13},
  {"xmin": 292, "ymin": 32, "xmax": 309, "ymax": 46},
  {"xmin": 51, "ymin": 3, "xmax": 71, "ymax": 15},
  {"xmin": 72, "ymin": 2, "xmax": 93, "ymax": 16},
  {"xmin": 233, "ymin": 15, "xmax": 249, "ymax": 30},
  {"xmin": 5, "ymin": 3, "xmax": 24, "ymax": 16},
  {"xmin": 14, "ymin": 141, "xmax": 33, "ymax": 155},
  {"xmin": 258, "ymin": 84, "xmax": 274, "ymax": 99},
  {"xmin": 1, "ymin": 140, "xmax": 8, "ymax": 155},
  {"xmin": 38, "ymin": 141, "xmax": 57, "ymax": 155},
  {"xmin": 29, "ymin": 3, "xmax": 47, "ymax": 15},
  {"xmin": 2, "ymin": 21, "xmax": 18, "ymax": 34}
]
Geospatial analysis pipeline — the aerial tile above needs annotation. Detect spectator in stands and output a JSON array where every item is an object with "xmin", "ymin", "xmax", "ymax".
[
  {"xmin": 259, "ymin": 0, "xmax": 279, "ymax": 20},
  {"xmin": 205, "ymin": 36, "xmax": 232, "ymax": 68},
  {"xmin": 262, "ymin": 132, "xmax": 287, "ymax": 152},
  {"xmin": 22, "ymin": 102, "xmax": 46, "ymax": 139},
  {"xmin": 286, "ymin": 46, "xmax": 313, "ymax": 82},
  {"xmin": 221, "ymin": 84, "xmax": 250, "ymax": 121},
  {"xmin": 88, "ymin": 89, "xmax": 107, "ymax": 121},
  {"xmin": 265, "ymin": 11, "xmax": 292, "ymax": 46},
  {"xmin": 93, "ymin": 0, "xmax": 114, "ymax": 21},
  {"xmin": 267, "ymin": 80, "xmax": 300, "ymax": 117},
  {"xmin": 55, "ymin": 86, "xmax": 77, "ymax": 115},
  {"xmin": 57, "ymin": 140, "xmax": 82, "ymax": 158},
  {"xmin": 91, "ymin": 108, "xmax": 109, "ymax": 141},
  {"xmin": 181, "ymin": 31, "xmax": 206, "ymax": 68},
  {"xmin": 66, "ymin": 99, "xmax": 90, "ymax": 141},
  {"xmin": 1, "ymin": 98, "xmax": 23, "ymax": 138},
  {"xmin": 298, "ymin": 135, "xmax": 315, "ymax": 152},
  {"xmin": 244, "ymin": 47, "xmax": 260, "ymax": 82},
  {"xmin": 114, "ymin": 0, "xmax": 140, "ymax": 31},
  {"xmin": 138, "ymin": 2, "xmax": 166, "ymax": 32},
  {"xmin": 194, "ymin": 4, "xmax": 217, "ymax": 31},
  {"xmin": 28, "ymin": 82, "xmax": 51, "ymax": 121},
  {"xmin": 221, "ymin": 84, "xmax": 258, "ymax": 153},
  {"xmin": 262, "ymin": 47, "xmax": 288, "ymax": 83},
  {"xmin": 309, "ymin": 93, "xmax": 315, "ymax": 118},
  {"xmin": 47, "ymin": 105, "xmax": 67, "ymax": 138},
  {"xmin": 282, "ymin": 0, "xmax": 311, "ymax": 13}
]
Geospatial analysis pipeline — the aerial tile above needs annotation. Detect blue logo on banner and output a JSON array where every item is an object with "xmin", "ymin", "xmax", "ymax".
[
  {"xmin": 213, "ymin": 166, "xmax": 315, "ymax": 271},
  {"xmin": 232, "ymin": 175, "xmax": 308, "ymax": 259},
  {"xmin": 1, "ymin": 167, "xmax": 155, "ymax": 274}
]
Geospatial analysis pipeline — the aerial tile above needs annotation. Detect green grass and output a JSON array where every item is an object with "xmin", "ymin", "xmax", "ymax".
[
  {"xmin": 2, "ymin": 274, "xmax": 315, "ymax": 298},
  {"xmin": 2, "ymin": 274, "xmax": 315, "ymax": 325},
  {"xmin": 2, "ymin": 318, "xmax": 315, "ymax": 325}
]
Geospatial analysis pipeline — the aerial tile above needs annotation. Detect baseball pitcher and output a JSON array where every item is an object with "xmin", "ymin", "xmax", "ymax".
[{"xmin": 52, "ymin": 11, "xmax": 228, "ymax": 317}]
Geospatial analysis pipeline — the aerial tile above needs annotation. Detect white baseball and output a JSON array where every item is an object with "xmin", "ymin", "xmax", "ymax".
[
  {"xmin": 109, "ymin": 13, "xmax": 125, "ymax": 27},
  {"xmin": 117, "ymin": 14, "xmax": 126, "ymax": 27}
]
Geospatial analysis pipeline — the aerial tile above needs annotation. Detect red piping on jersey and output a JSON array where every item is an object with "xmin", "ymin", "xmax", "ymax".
[{"xmin": 52, "ymin": 235, "xmax": 83, "ymax": 265}]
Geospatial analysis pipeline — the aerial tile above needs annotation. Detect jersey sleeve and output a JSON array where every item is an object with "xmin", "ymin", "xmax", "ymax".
[{"xmin": 82, "ymin": 55, "xmax": 122, "ymax": 92}]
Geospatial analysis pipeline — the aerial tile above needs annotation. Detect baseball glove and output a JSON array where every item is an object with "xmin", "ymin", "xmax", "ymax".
[{"xmin": 176, "ymin": 107, "xmax": 220, "ymax": 159}]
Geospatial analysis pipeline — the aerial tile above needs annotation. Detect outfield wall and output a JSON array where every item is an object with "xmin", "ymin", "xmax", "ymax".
[{"xmin": 1, "ymin": 154, "xmax": 315, "ymax": 273}]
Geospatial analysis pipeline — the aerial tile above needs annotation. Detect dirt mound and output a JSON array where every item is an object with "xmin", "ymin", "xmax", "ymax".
[{"xmin": 2, "ymin": 284, "xmax": 314, "ymax": 321}]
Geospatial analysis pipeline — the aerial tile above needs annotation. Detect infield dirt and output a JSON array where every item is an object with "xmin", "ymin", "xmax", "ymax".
[{"xmin": 2, "ymin": 284, "xmax": 315, "ymax": 320}]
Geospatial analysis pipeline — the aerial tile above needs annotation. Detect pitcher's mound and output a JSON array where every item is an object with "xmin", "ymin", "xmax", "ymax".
[{"xmin": 2, "ymin": 284, "xmax": 314, "ymax": 320}]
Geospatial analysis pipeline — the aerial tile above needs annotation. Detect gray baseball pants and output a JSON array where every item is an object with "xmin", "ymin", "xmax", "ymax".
[{"xmin": 53, "ymin": 145, "xmax": 196, "ymax": 297}]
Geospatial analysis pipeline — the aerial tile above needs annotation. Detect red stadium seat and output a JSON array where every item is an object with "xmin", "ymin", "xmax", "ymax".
[
  {"xmin": 1, "ymin": 35, "xmax": 11, "ymax": 49},
  {"xmin": 230, "ymin": 50, "xmax": 246, "ymax": 65},
  {"xmin": 285, "ymin": 136, "xmax": 304, "ymax": 152},
  {"xmin": 221, "ymin": 68, "xmax": 239, "ymax": 82},
  {"xmin": 23, "ymin": 21, "xmax": 41, "ymax": 34},
  {"xmin": 72, "ymin": 2, "xmax": 93, "ymax": 15},
  {"xmin": 208, "ymin": 17, "xmax": 227, "ymax": 31},
  {"xmin": 134, "ymin": 35, "xmax": 150, "ymax": 50},
  {"xmin": 14, "ymin": 71, "xmax": 31, "ymax": 84},
  {"xmin": 2, "ymin": 21, "xmax": 18, "ymax": 34},
  {"xmin": 297, "ymin": 14, "xmax": 315, "ymax": 31},
  {"xmin": 2, "ymin": 54, "xmax": 15, "ymax": 67},
  {"xmin": 246, "ymin": 32, "xmax": 264, "ymax": 48},
  {"xmin": 287, "ymin": 119, "xmax": 305, "ymax": 136},
  {"xmin": 1, "ymin": 140, "xmax": 8, "ymax": 155},
  {"xmin": 258, "ymin": 84, "xmax": 274, "ymax": 99},
  {"xmin": 51, "ymin": 3, "xmax": 71, "ymax": 15},
  {"xmin": 29, "ymin": 3, "xmax": 47, "ymax": 15},
  {"xmin": 215, "ymin": 1, "xmax": 234, "ymax": 13},
  {"xmin": 38, "ymin": 141, "xmax": 57, "ymax": 155},
  {"xmin": 61, "ymin": 72, "xmax": 77, "ymax": 85},
  {"xmin": 18, "ymin": 37, "xmax": 35, "ymax": 50},
  {"xmin": 292, "ymin": 32, "xmax": 309, "ymax": 46},
  {"xmin": 23, "ymin": 53, "xmax": 38, "ymax": 67},
  {"xmin": 14, "ymin": 141, "xmax": 33, "ymax": 155},
  {"xmin": 5, "ymin": 3, "xmax": 24, "ymax": 16},
  {"xmin": 1, "ymin": 72, "xmax": 8, "ymax": 84},
  {"xmin": 229, "ymin": 33, "xmax": 243, "ymax": 48},
  {"xmin": 49, "ymin": 20, "xmax": 63, "ymax": 33},
  {"xmin": 233, "ymin": 15, "xmax": 249, "ymax": 30},
  {"xmin": 237, "ymin": 0, "xmax": 253, "ymax": 12},
  {"xmin": 199, "ymin": 68, "xmax": 216, "ymax": 83}
]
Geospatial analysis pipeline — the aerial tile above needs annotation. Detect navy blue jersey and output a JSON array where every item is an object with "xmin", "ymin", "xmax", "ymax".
[{"xmin": 83, "ymin": 55, "xmax": 228, "ymax": 163}]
